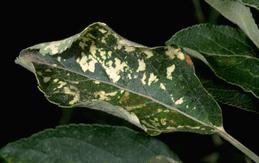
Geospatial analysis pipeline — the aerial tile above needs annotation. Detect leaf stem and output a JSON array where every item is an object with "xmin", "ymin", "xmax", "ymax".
[
  {"xmin": 217, "ymin": 128, "xmax": 259, "ymax": 163},
  {"xmin": 192, "ymin": 0, "xmax": 205, "ymax": 23}
]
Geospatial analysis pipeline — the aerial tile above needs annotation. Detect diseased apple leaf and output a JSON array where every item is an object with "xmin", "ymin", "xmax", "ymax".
[
  {"xmin": 0, "ymin": 124, "xmax": 181, "ymax": 163},
  {"xmin": 166, "ymin": 24, "xmax": 259, "ymax": 99},
  {"xmin": 205, "ymin": 0, "xmax": 259, "ymax": 48},
  {"xmin": 16, "ymin": 22, "xmax": 222, "ymax": 136}
]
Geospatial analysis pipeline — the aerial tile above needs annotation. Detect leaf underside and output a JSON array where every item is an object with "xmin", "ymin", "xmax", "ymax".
[
  {"xmin": 201, "ymin": 77, "xmax": 259, "ymax": 114},
  {"xmin": 205, "ymin": 0, "xmax": 259, "ymax": 48},
  {"xmin": 16, "ymin": 22, "xmax": 222, "ymax": 136},
  {"xmin": 166, "ymin": 24, "xmax": 259, "ymax": 100},
  {"xmin": 0, "ymin": 124, "xmax": 181, "ymax": 163}
]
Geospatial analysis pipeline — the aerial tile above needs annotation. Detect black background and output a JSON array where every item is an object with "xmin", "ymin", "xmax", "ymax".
[{"xmin": 1, "ymin": 1, "xmax": 259, "ymax": 162}]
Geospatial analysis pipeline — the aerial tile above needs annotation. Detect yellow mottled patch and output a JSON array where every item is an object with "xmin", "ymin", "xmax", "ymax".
[
  {"xmin": 53, "ymin": 79, "xmax": 59, "ymax": 83},
  {"xmin": 70, "ymin": 81, "xmax": 79, "ymax": 84},
  {"xmin": 127, "ymin": 74, "xmax": 132, "ymax": 79},
  {"xmin": 141, "ymin": 73, "xmax": 146, "ymax": 85},
  {"xmin": 160, "ymin": 83, "xmax": 166, "ymax": 90},
  {"xmin": 165, "ymin": 47, "xmax": 176, "ymax": 60},
  {"xmin": 143, "ymin": 50, "xmax": 153, "ymax": 59},
  {"xmin": 148, "ymin": 73, "xmax": 158, "ymax": 86},
  {"xmin": 43, "ymin": 41, "xmax": 61, "ymax": 55},
  {"xmin": 166, "ymin": 64, "xmax": 175, "ymax": 80},
  {"xmin": 57, "ymin": 81, "xmax": 66, "ymax": 89},
  {"xmin": 136, "ymin": 59, "xmax": 146, "ymax": 72},
  {"xmin": 119, "ymin": 91, "xmax": 129, "ymax": 103},
  {"xmin": 175, "ymin": 97, "xmax": 184, "ymax": 105},
  {"xmin": 63, "ymin": 86, "xmax": 80, "ymax": 105},
  {"xmin": 177, "ymin": 52, "xmax": 185, "ymax": 60},
  {"xmin": 98, "ymin": 28, "xmax": 107, "ymax": 33},
  {"xmin": 43, "ymin": 77, "xmax": 51, "ymax": 83},
  {"xmin": 116, "ymin": 44, "xmax": 122, "ymax": 50},
  {"xmin": 94, "ymin": 80, "xmax": 100, "ymax": 84},
  {"xmin": 160, "ymin": 118, "xmax": 167, "ymax": 125},
  {"xmin": 107, "ymin": 60, "xmax": 113, "ymax": 67},
  {"xmin": 125, "ymin": 46, "xmax": 135, "ymax": 52},
  {"xmin": 107, "ymin": 51, "xmax": 112, "ymax": 57},
  {"xmin": 90, "ymin": 43, "xmax": 97, "ymax": 55},
  {"xmin": 76, "ymin": 52, "xmax": 97, "ymax": 72},
  {"xmin": 104, "ymin": 58, "xmax": 128, "ymax": 83},
  {"xmin": 99, "ymin": 50, "xmax": 106, "ymax": 60},
  {"xmin": 57, "ymin": 56, "xmax": 61, "ymax": 62},
  {"xmin": 125, "ymin": 103, "xmax": 146, "ymax": 111},
  {"xmin": 94, "ymin": 91, "xmax": 118, "ymax": 101}
]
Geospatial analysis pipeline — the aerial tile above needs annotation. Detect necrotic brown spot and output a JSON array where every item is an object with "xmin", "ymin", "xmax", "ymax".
[{"xmin": 185, "ymin": 54, "xmax": 193, "ymax": 65}]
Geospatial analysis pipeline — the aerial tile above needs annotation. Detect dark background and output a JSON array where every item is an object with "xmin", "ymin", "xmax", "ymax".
[{"xmin": 1, "ymin": 1, "xmax": 259, "ymax": 162}]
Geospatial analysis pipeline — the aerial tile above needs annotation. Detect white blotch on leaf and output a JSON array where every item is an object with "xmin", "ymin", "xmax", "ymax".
[
  {"xmin": 99, "ymin": 50, "xmax": 106, "ymax": 60},
  {"xmin": 104, "ymin": 58, "xmax": 128, "ymax": 83},
  {"xmin": 53, "ymin": 79, "xmax": 59, "ymax": 83},
  {"xmin": 124, "ymin": 46, "xmax": 135, "ymax": 52},
  {"xmin": 165, "ymin": 47, "xmax": 176, "ymax": 60},
  {"xmin": 98, "ymin": 28, "xmax": 107, "ymax": 33},
  {"xmin": 166, "ymin": 64, "xmax": 175, "ymax": 80},
  {"xmin": 127, "ymin": 74, "xmax": 132, "ymax": 79},
  {"xmin": 94, "ymin": 80, "xmax": 100, "ymax": 84},
  {"xmin": 143, "ymin": 50, "xmax": 153, "ymax": 59},
  {"xmin": 43, "ymin": 41, "xmax": 61, "ymax": 55},
  {"xmin": 43, "ymin": 77, "xmax": 51, "ymax": 83},
  {"xmin": 141, "ymin": 73, "xmax": 146, "ymax": 85},
  {"xmin": 136, "ymin": 59, "xmax": 146, "ymax": 72},
  {"xmin": 177, "ymin": 52, "xmax": 185, "ymax": 60},
  {"xmin": 90, "ymin": 43, "xmax": 97, "ymax": 55},
  {"xmin": 160, "ymin": 83, "xmax": 166, "ymax": 90},
  {"xmin": 57, "ymin": 56, "xmax": 61, "ymax": 62},
  {"xmin": 76, "ymin": 52, "xmax": 97, "ymax": 73},
  {"xmin": 107, "ymin": 51, "xmax": 112, "ymax": 57},
  {"xmin": 57, "ymin": 81, "xmax": 66, "ymax": 89},
  {"xmin": 94, "ymin": 91, "xmax": 118, "ymax": 101},
  {"xmin": 175, "ymin": 97, "xmax": 184, "ymax": 105},
  {"xmin": 63, "ymin": 86, "xmax": 80, "ymax": 105},
  {"xmin": 148, "ymin": 73, "xmax": 158, "ymax": 86}
]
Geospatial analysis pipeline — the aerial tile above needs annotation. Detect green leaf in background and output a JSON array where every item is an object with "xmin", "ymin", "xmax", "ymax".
[
  {"xmin": 238, "ymin": 0, "xmax": 259, "ymax": 10},
  {"xmin": 16, "ymin": 22, "xmax": 222, "ymax": 136},
  {"xmin": 0, "ymin": 124, "xmax": 181, "ymax": 163},
  {"xmin": 205, "ymin": 0, "xmax": 259, "ymax": 48},
  {"xmin": 166, "ymin": 24, "xmax": 259, "ymax": 99},
  {"xmin": 201, "ymin": 77, "xmax": 259, "ymax": 114}
]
